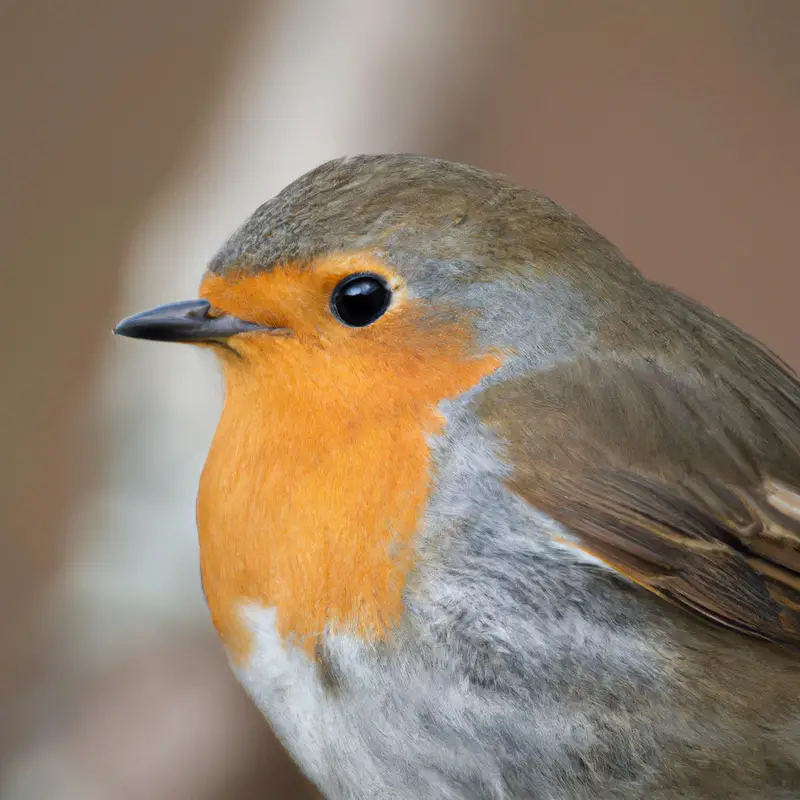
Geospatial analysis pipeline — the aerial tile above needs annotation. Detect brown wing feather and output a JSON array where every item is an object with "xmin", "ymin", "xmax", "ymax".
[
  {"xmin": 479, "ymin": 305, "xmax": 800, "ymax": 649},
  {"xmin": 546, "ymin": 470, "xmax": 800, "ymax": 645}
]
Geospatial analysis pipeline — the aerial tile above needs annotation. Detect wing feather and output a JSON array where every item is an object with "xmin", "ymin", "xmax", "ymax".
[{"xmin": 479, "ymin": 320, "xmax": 800, "ymax": 649}]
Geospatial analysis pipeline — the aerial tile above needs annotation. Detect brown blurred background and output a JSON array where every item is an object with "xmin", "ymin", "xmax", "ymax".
[{"xmin": 2, "ymin": 1, "xmax": 798, "ymax": 797}]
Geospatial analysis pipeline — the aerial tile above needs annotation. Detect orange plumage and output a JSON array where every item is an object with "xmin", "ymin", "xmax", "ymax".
[{"xmin": 196, "ymin": 255, "xmax": 500, "ymax": 661}]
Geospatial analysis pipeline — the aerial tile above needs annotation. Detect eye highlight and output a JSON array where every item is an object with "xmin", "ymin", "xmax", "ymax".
[{"xmin": 330, "ymin": 273, "xmax": 392, "ymax": 327}]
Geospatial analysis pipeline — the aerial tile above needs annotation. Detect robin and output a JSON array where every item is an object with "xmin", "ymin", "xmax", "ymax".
[{"xmin": 114, "ymin": 155, "xmax": 800, "ymax": 798}]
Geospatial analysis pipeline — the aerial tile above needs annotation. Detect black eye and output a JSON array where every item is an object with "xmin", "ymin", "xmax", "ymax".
[{"xmin": 331, "ymin": 273, "xmax": 392, "ymax": 327}]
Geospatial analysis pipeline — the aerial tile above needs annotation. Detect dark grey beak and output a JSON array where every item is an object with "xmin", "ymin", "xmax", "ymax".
[{"xmin": 113, "ymin": 299, "xmax": 267, "ymax": 343}]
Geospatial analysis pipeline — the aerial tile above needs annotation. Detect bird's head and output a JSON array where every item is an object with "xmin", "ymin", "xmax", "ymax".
[{"xmin": 115, "ymin": 154, "xmax": 633, "ymax": 387}]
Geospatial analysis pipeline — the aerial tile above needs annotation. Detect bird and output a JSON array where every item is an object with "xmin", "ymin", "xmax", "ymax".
[{"xmin": 114, "ymin": 154, "xmax": 800, "ymax": 799}]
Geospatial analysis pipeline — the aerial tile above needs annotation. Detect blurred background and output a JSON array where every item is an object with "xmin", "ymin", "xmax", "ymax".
[{"xmin": 2, "ymin": 1, "xmax": 799, "ymax": 797}]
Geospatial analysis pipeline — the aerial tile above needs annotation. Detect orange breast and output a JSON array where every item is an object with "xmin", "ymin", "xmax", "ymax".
[{"xmin": 195, "ymin": 263, "xmax": 500, "ymax": 663}]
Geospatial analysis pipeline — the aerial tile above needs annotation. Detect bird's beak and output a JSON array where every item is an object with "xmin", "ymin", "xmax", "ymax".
[{"xmin": 113, "ymin": 299, "xmax": 268, "ymax": 343}]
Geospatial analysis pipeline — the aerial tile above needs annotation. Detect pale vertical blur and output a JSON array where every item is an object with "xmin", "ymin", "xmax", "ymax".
[{"xmin": 1, "ymin": 1, "xmax": 798, "ymax": 798}]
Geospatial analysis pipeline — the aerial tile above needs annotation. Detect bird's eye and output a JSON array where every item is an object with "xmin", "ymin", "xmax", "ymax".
[{"xmin": 330, "ymin": 273, "xmax": 392, "ymax": 327}]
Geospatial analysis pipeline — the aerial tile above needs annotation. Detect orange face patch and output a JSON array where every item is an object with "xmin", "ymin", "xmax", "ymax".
[{"xmin": 195, "ymin": 254, "xmax": 501, "ymax": 662}]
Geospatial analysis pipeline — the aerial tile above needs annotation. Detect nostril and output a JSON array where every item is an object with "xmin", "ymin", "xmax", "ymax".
[{"xmin": 185, "ymin": 300, "xmax": 213, "ymax": 320}]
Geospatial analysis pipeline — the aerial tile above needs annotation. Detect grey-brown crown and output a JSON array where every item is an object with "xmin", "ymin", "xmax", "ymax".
[{"xmin": 207, "ymin": 154, "xmax": 637, "ymax": 292}]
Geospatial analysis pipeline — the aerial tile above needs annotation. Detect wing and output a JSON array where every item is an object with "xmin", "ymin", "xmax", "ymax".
[{"xmin": 478, "ymin": 302, "xmax": 800, "ymax": 648}]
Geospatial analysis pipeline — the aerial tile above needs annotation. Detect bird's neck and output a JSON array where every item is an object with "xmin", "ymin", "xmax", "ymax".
[{"xmin": 196, "ymin": 343, "xmax": 499, "ymax": 664}]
